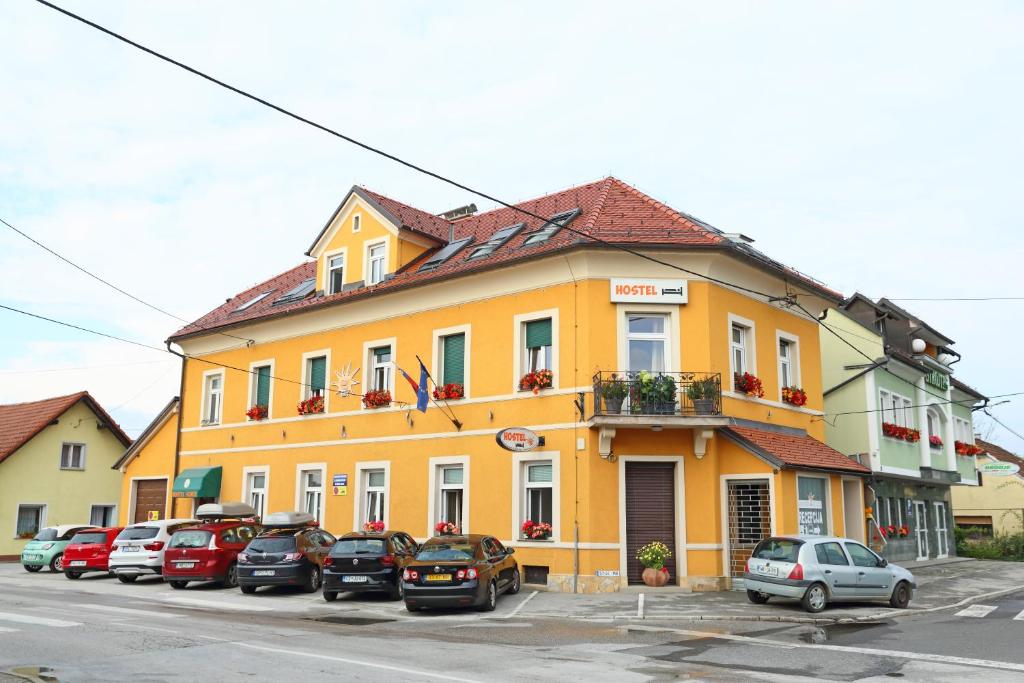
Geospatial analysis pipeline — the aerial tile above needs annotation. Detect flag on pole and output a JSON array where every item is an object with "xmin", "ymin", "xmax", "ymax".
[{"xmin": 398, "ymin": 363, "xmax": 430, "ymax": 413}]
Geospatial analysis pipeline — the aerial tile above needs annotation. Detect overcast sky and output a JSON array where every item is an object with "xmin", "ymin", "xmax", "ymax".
[{"xmin": 1, "ymin": 1, "xmax": 1021, "ymax": 447}]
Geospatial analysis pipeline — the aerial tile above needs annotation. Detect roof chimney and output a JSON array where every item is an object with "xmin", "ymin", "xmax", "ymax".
[{"xmin": 440, "ymin": 203, "xmax": 477, "ymax": 222}]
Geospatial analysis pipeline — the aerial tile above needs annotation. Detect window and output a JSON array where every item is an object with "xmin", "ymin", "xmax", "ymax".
[
  {"xmin": 202, "ymin": 372, "xmax": 223, "ymax": 425},
  {"xmin": 524, "ymin": 318, "xmax": 552, "ymax": 374},
  {"xmin": 352, "ymin": 214, "xmax": 361, "ymax": 233},
  {"xmin": 626, "ymin": 314, "xmax": 669, "ymax": 373},
  {"xmin": 370, "ymin": 345, "xmax": 392, "ymax": 392},
  {"xmin": 364, "ymin": 469, "xmax": 386, "ymax": 524},
  {"xmin": 305, "ymin": 355, "xmax": 327, "ymax": 399},
  {"xmin": 60, "ymin": 443, "xmax": 85, "ymax": 470},
  {"xmin": 797, "ymin": 476, "xmax": 828, "ymax": 535},
  {"xmin": 468, "ymin": 224, "xmax": 524, "ymax": 259},
  {"xmin": 367, "ymin": 242, "xmax": 386, "ymax": 285},
  {"xmin": 246, "ymin": 471, "xmax": 268, "ymax": 518},
  {"xmin": 844, "ymin": 542, "xmax": 882, "ymax": 568},
  {"xmin": 299, "ymin": 468, "xmax": 324, "ymax": 521},
  {"xmin": 273, "ymin": 278, "xmax": 316, "ymax": 306},
  {"xmin": 522, "ymin": 209, "xmax": 579, "ymax": 246},
  {"xmin": 778, "ymin": 338, "xmax": 795, "ymax": 389},
  {"xmin": 523, "ymin": 462, "xmax": 553, "ymax": 527},
  {"xmin": 954, "ymin": 417, "xmax": 973, "ymax": 443},
  {"xmin": 418, "ymin": 238, "xmax": 473, "ymax": 272},
  {"xmin": 16, "ymin": 504, "xmax": 45, "ymax": 538},
  {"xmin": 927, "ymin": 408, "xmax": 941, "ymax": 444},
  {"xmin": 437, "ymin": 465, "xmax": 464, "ymax": 527},
  {"xmin": 235, "ymin": 291, "xmax": 273, "ymax": 312},
  {"xmin": 879, "ymin": 390, "xmax": 913, "ymax": 428},
  {"xmin": 440, "ymin": 333, "xmax": 466, "ymax": 386},
  {"xmin": 814, "ymin": 542, "xmax": 849, "ymax": 566},
  {"xmin": 327, "ymin": 253, "xmax": 345, "ymax": 294},
  {"xmin": 894, "ymin": 498, "xmax": 904, "ymax": 526},
  {"xmin": 251, "ymin": 364, "xmax": 272, "ymax": 414},
  {"xmin": 89, "ymin": 505, "xmax": 115, "ymax": 527},
  {"xmin": 730, "ymin": 321, "xmax": 752, "ymax": 387}
]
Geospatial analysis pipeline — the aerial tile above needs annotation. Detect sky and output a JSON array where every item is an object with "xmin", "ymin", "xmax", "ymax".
[{"xmin": 1, "ymin": 1, "xmax": 1021, "ymax": 447}]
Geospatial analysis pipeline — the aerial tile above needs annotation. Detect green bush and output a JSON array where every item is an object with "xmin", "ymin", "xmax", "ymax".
[{"xmin": 957, "ymin": 529, "xmax": 1024, "ymax": 561}]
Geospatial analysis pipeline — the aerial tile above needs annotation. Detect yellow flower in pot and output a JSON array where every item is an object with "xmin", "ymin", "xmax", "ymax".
[{"xmin": 636, "ymin": 540, "xmax": 672, "ymax": 587}]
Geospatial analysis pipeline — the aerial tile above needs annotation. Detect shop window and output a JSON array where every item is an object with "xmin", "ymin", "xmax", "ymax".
[
  {"xmin": 60, "ymin": 443, "xmax": 85, "ymax": 470},
  {"xmin": 797, "ymin": 476, "xmax": 828, "ymax": 535}
]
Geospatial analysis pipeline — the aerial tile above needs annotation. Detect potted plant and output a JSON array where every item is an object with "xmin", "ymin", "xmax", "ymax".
[
  {"xmin": 929, "ymin": 435, "xmax": 943, "ymax": 449},
  {"xmin": 432, "ymin": 383, "xmax": 465, "ymax": 400},
  {"xmin": 781, "ymin": 386, "xmax": 807, "ymax": 407},
  {"xmin": 636, "ymin": 540, "xmax": 672, "ymax": 587},
  {"xmin": 734, "ymin": 372, "xmax": 764, "ymax": 398},
  {"xmin": 363, "ymin": 389, "xmax": 392, "ymax": 409},
  {"xmin": 600, "ymin": 375, "xmax": 629, "ymax": 414},
  {"xmin": 521, "ymin": 520, "xmax": 552, "ymax": 540},
  {"xmin": 246, "ymin": 404, "xmax": 268, "ymax": 421},
  {"xmin": 519, "ymin": 369, "xmax": 554, "ymax": 395},
  {"xmin": 434, "ymin": 521, "xmax": 462, "ymax": 536},
  {"xmin": 362, "ymin": 520, "xmax": 385, "ymax": 533},
  {"xmin": 686, "ymin": 376, "xmax": 720, "ymax": 415},
  {"xmin": 296, "ymin": 395, "xmax": 324, "ymax": 415},
  {"xmin": 634, "ymin": 371, "xmax": 677, "ymax": 415}
]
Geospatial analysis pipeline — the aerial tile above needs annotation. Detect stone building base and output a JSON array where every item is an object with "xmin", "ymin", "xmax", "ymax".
[{"xmin": 543, "ymin": 574, "xmax": 728, "ymax": 593}]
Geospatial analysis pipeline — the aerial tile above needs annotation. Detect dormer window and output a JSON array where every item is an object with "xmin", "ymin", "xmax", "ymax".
[
  {"xmin": 367, "ymin": 243, "xmax": 386, "ymax": 285},
  {"xmin": 522, "ymin": 209, "xmax": 580, "ymax": 247},
  {"xmin": 328, "ymin": 254, "xmax": 345, "ymax": 294},
  {"xmin": 468, "ymin": 224, "xmax": 524, "ymax": 260},
  {"xmin": 235, "ymin": 291, "xmax": 274, "ymax": 312}
]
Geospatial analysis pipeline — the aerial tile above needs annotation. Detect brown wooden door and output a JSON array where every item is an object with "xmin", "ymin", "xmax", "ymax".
[
  {"xmin": 625, "ymin": 462, "xmax": 676, "ymax": 584},
  {"xmin": 133, "ymin": 479, "xmax": 167, "ymax": 523}
]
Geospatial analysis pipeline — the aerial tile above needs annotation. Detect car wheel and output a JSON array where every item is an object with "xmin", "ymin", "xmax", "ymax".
[
  {"xmin": 23, "ymin": 565, "xmax": 42, "ymax": 573},
  {"xmin": 389, "ymin": 578, "xmax": 405, "ymax": 601},
  {"xmin": 801, "ymin": 583, "xmax": 828, "ymax": 613},
  {"xmin": 477, "ymin": 581, "xmax": 497, "ymax": 612},
  {"xmin": 65, "ymin": 571, "xmax": 82, "ymax": 580},
  {"xmin": 507, "ymin": 569, "xmax": 521, "ymax": 595},
  {"xmin": 117, "ymin": 575, "xmax": 138, "ymax": 584},
  {"xmin": 240, "ymin": 584, "xmax": 257, "ymax": 594},
  {"xmin": 50, "ymin": 554, "xmax": 64, "ymax": 573},
  {"xmin": 304, "ymin": 566, "xmax": 322, "ymax": 593},
  {"xmin": 169, "ymin": 581, "xmax": 188, "ymax": 590},
  {"xmin": 221, "ymin": 563, "xmax": 238, "ymax": 588},
  {"xmin": 323, "ymin": 590, "xmax": 338, "ymax": 602},
  {"xmin": 889, "ymin": 581, "xmax": 911, "ymax": 609},
  {"xmin": 746, "ymin": 589, "xmax": 770, "ymax": 604}
]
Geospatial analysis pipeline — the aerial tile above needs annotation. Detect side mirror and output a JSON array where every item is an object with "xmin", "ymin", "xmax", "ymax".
[
  {"xmin": 507, "ymin": 548, "xmax": 515, "ymax": 555},
  {"xmin": 879, "ymin": 558, "xmax": 888, "ymax": 568}
]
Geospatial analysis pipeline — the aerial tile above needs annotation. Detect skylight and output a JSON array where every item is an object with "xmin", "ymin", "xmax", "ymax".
[
  {"xmin": 522, "ymin": 209, "xmax": 580, "ymax": 247},
  {"xmin": 467, "ymin": 223, "xmax": 525, "ymax": 260},
  {"xmin": 418, "ymin": 237, "xmax": 474, "ymax": 272},
  {"xmin": 234, "ymin": 291, "xmax": 274, "ymax": 312},
  {"xmin": 272, "ymin": 278, "xmax": 316, "ymax": 306}
]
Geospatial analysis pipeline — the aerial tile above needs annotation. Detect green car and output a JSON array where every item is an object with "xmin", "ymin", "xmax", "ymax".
[{"xmin": 21, "ymin": 524, "xmax": 94, "ymax": 573}]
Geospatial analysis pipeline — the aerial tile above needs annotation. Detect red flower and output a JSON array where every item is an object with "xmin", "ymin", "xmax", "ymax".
[
  {"xmin": 362, "ymin": 520, "xmax": 385, "ymax": 533},
  {"xmin": 246, "ymin": 404, "xmax": 268, "ymax": 421},
  {"xmin": 781, "ymin": 386, "xmax": 808, "ymax": 407},
  {"xmin": 435, "ymin": 521, "xmax": 461, "ymax": 535},
  {"xmin": 521, "ymin": 520, "xmax": 552, "ymax": 539},
  {"xmin": 432, "ymin": 383, "xmax": 465, "ymax": 400},
  {"xmin": 296, "ymin": 396, "xmax": 324, "ymax": 415},
  {"xmin": 519, "ymin": 369, "xmax": 553, "ymax": 394},
  {"xmin": 734, "ymin": 372, "xmax": 764, "ymax": 398},
  {"xmin": 362, "ymin": 390, "xmax": 392, "ymax": 409}
]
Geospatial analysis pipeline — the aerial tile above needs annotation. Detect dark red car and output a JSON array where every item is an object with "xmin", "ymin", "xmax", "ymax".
[
  {"xmin": 162, "ymin": 503, "xmax": 260, "ymax": 589},
  {"xmin": 64, "ymin": 527, "xmax": 123, "ymax": 579}
]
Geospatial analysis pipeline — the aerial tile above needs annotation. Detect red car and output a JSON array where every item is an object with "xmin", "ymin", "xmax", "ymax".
[
  {"xmin": 162, "ymin": 502, "xmax": 260, "ymax": 589},
  {"xmin": 64, "ymin": 527, "xmax": 123, "ymax": 579}
]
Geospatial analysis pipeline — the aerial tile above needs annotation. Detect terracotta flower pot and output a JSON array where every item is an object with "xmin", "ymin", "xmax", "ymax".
[{"xmin": 642, "ymin": 567, "xmax": 669, "ymax": 587}]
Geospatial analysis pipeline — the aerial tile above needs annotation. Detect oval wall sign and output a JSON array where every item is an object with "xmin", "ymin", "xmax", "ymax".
[
  {"xmin": 980, "ymin": 461, "xmax": 1020, "ymax": 476},
  {"xmin": 495, "ymin": 427, "xmax": 544, "ymax": 452}
]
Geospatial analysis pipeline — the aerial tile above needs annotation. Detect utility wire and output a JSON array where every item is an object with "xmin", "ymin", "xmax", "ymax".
[
  {"xmin": 984, "ymin": 410, "xmax": 1024, "ymax": 444},
  {"xmin": 819, "ymin": 393, "xmax": 1024, "ymax": 419}
]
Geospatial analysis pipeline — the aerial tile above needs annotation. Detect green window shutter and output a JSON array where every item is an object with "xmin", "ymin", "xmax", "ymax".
[
  {"xmin": 525, "ymin": 318, "xmax": 552, "ymax": 349},
  {"xmin": 442, "ymin": 334, "xmax": 465, "ymax": 385},
  {"xmin": 310, "ymin": 356, "xmax": 327, "ymax": 392},
  {"xmin": 256, "ymin": 365, "xmax": 271, "ymax": 406}
]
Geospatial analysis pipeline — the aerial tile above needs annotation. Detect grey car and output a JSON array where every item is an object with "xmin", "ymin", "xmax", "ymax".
[{"xmin": 743, "ymin": 535, "xmax": 916, "ymax": 613}]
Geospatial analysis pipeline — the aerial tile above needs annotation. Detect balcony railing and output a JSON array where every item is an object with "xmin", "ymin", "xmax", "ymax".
[{"xmin": 592, "ymin": 371, "xmax": 723, "ymax": 417}]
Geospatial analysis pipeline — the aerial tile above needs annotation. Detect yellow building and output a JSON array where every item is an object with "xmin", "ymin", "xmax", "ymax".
[
  {"xmin": 140, "ymin": 177, "xmax": 868, "ymax": 591},
  {"xmin": 113, "ymin": 397, "xmax": 180, "ymax": 525},
  {"xmin": 0, "ymin": 392, "xmax": 131, "ymax": 559},
  {"xmin": 953, "ymin": 439, "xmax": 1024, "ymax": 535}
]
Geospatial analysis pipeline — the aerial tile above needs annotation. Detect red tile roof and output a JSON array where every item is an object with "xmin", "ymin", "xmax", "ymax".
[
  {"xmin": 0, "ymin": 392, "xmax": 131, "ymax": 465},
  {"xmin": 171, "ymin": 177, "xmax": 839, "ymax": 342},
  {"xmin": 977, "ymin": 438, "xmax": 1024, "ymax": 471},
  {"xmin": 724, "ymin": 425, "xmax": 871, "ymax": 474}
]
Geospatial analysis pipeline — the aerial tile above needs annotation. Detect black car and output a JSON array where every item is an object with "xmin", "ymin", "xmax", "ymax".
[
  {"xmin": 403, "ymin": 534, "xmax": 519, "ymax": 612},
  {"xmin": 237, "ymin": 520, "xmax": 336, "ymax": 594},
  {"xmin": 323, "ymin": 530, "xmax": 419, "ymax": 602}
]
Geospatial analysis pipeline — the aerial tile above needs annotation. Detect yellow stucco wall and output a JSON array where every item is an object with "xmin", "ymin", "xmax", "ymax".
[
  {"xmin": 952, "ymin": 459, "xmax": 1024, "ymax": 535},
  {"xmin": 0, "ymin": 400, "xmax": 125, "ymax": 557},
  {"xmin": 118, "ymin": 409, "xmax": 184, "ymax": 525}
]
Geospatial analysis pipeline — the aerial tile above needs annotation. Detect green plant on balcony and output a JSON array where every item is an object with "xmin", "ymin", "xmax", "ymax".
[
  {"xmin": 600, "ymin": 374, "xmax": 629, "ymax": 414},
  {"xmin": 686, "ymin": 376, "xmax": 720, "ymax": 415},
  {"xmin": 633, "ymin": 371, "xmax": 677, "ymax": 415}
]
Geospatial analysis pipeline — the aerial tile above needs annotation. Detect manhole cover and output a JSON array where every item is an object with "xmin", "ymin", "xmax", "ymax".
[{"xmin": 309, "ymin": 616, "xmax": 396, "ymax": 626}]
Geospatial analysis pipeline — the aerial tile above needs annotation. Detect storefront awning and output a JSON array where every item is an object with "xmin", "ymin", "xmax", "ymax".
[
  {"xmin": 172, "ymin": 466, "xmax": 222, "ymax": 498},
  {"xmin": 722, "ymin": 425, "xmax": 872, "ymax": 475}
]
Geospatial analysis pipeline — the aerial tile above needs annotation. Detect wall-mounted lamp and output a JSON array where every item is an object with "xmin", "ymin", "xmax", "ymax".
[{"xmin": 911, "ymin": 338, "xmax": 927, "ymax": 354}]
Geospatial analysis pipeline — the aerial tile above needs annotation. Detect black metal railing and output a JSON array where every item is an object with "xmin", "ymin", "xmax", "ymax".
[{"xmin": 592, "ymin": 371, "xmax": 723, "ymax": 417}]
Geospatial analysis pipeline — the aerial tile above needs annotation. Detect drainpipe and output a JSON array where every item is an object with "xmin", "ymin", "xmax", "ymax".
[
  {"xmin": 168, "ymin": 343, "xmax": 187, "ymax": 519},
  {"xmin": 573, "ymin": 524, "xmax": 579, "ymax": 594}
]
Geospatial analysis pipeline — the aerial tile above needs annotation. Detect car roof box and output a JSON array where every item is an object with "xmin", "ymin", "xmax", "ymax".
[
  {"xmin": 261, "ymin": 511, "xmax": 316, "ymax": 528},
  {"xmin": 195, "ymin": 502, "xmax": 258, "ymax": 520}
]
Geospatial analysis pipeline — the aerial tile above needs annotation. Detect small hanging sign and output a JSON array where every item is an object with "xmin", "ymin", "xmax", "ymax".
[{"xmin": 496, "ymin": 427, "xmax": 545, "ymax": 452}]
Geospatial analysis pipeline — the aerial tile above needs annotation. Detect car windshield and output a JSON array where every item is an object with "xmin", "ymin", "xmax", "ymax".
[
  {"xmin": 246, "ymin": 537, "xmax": 296, "ymax": 553},
  {"xmin": 331, "ymin": 539, "xmax": 385, "ymax": 556},
  {"xmin": 416, "ymin": 543, "xmax": 475, "ymax": 561},
  {"xmin": 70, "ymin": 532, "xmax": 107, "ymax": 544},
  {"xmin": 116, "ymin": 527, "xmax": 160, "ymax": 541},
  {"xmin": 752, "ymin": 538, "xmax": 803, "ymax": 563},
  {"xmin": 170, "ymin": 530, "xmax": 212, "ymax": 549},
  {"xmin": 32, "ymin": 529, "xmax": 57, "ymax": 542}
]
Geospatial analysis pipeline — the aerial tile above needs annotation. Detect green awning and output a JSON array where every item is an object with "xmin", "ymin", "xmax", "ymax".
[{"xmin": 173, "ymin": 466, "xmax": 222, "ymax": 498}]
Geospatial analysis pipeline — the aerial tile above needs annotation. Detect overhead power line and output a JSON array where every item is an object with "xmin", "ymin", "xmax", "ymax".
[
  {"xmin": 984, "ymin": 410, "xmax": 1024, "ymax": 444},
  {"xmin": 820, "ymin": 393, "xmax": 1024, "ymax": 419}
]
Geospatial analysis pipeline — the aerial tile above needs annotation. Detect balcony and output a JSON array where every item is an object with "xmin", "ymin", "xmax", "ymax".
[{"xmin": 590, "ymin": 371, "xmax": 729, "ymax": 430}]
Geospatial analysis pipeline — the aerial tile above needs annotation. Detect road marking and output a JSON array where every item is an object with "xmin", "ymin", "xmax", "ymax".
[
  {"xmin": 499, "ymin": 590, "xmax": 538, "ymax": 619},
  {"xmin": 160, "ymin": 596, "xmax": 275, "ymax": 612},
  {"xmin": 237, "ymin": 642, "xmax": 483, "ymax": 682},
  {"xmin": 638, "ymin": 593, "xmax": 645, "ymax": 619},
  {"xmin": 0, "ymin": 627, "xmax": 19, "ymax": 634},
  {"xmin": 0, "ymin": 612, "xmax": 80, "ymax": 628},
  {"xmin": 955, "ymin": 604, "xmax": 998, "ymax": 618},
  {"xmin": 1013, "ymin": 609, "xmax": 1024, "ymax": 621},
  {"xmin": 124, "ymin": 624, "xmax": 181, "ymax": 635},
  {"xmin": 72, "ymin": 603, "xmax": 183, "ymax": 619},
  {"xmin": 624, "ymin": 625, "xmax": 1024, "ymax": 673}
]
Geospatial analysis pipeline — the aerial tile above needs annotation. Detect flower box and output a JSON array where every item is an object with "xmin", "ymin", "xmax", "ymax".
[
  {"xmin": 246, "ymin": 404, "xmax": 268, "ymax": 421},
  {"xmin": 521, "ymin": 520, "xmax": 552, "ymax": 540},
  {"xmin": 519, "ymin": 369, "xmax": 553, "ymax": 394},
  {"xmin": 929, "ymin": 435, "xmax": 943, "ymax": 449},
  {"xmin": 296, "ymin": 396, "xmax": 324, "ymax": 416},
  {"xmin": 362, "ymin": 389, "xmax": 391, "ymax": 409},
  {"xmin": 881, "ymin": 422, "xmax": 920, "ymax": 442},
  {"xmin": 432, "ymin": 383, "xmax": 464, "ymax": 400},
  {"xmin": 434, "ymin": 521, "xmax": 461, "ymax": 536},
  {"xmin": 781, "ymin": 386, "xmax": 807, "ymax": 407},
  {"xmin": 733, "ymin": 372, "xmax": 764, "ymax": 398},
  {"xmin": 955, "ymin": 440, "xmax": 983, "ymax": 456}
]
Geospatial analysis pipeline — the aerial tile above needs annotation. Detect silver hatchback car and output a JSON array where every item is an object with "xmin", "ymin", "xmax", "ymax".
[{"xmin": 744, "ymin": 535, "xmax": 916, "ymax": 613}]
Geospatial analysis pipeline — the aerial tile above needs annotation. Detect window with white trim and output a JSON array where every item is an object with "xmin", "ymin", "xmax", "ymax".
[
  {"xmin": 202, "ymin": 373, "xmax": 223, "ymax": 425},
  {"xmin": 523, "ymin": 461, "xmax": 553, "ymax": 528},
  {"xmin": 367, "ymin": 242, "xmax": 386, "ymax": 285},
  {"xmin": 60, "ymin": 443, "xmax": 85, "ymax": 470},
  {"xmin": 299, "ymin": 468, "xmax": 323, "ymax": 520},
  {"xmin": 730, "ymin": 322, "xmax": 751, "ymax": 386},
  {"xmin": 436, "ymin": 465, "xmax": 464, "ymax": 528},
  {"xmin": 370, "ymin": 345, "xmax": 392, "ymax": 392},
  {"xmin": 305, "ymin": 355, "xmax": 327, "ymax": 399},
  {"xmin": 250, "ymin": 364, "xmax": 272, "ymax": 415},
  {"xmin": 954, "ymin": 417, "xmax": 972, "ymax": 443},
  {"xmin": 89, "ymin": 505, "xmax": 115, "ymax": 527},
  {"xmin": 778, "ymin": 338, "xmax": 795, "ymax": 388},
  {"xmin": 327, "ymin": 254, "xmax": 345, "ymax": 294},
  {"xmin": 363, "ymin": 469, "xmax": 386, "ymax": 524},
  {"xmin": 879, "ymin": 389, "xmax": 913, "ymax": 428},
  {"xmin": 352, "ymin": 214, "xmax": 361, "ymax": 233},
  {"xmin": 523, "ymin": 317, "xmax": 552, "ymax": 374},
  {"xmin": 16, "ymin": 504, "xmax": 45, "ymax": 538},
  {"xmin": 246, "ymin": 471, "xmax": 268, "ymax": 518},
  {"xmin": 927, "ymin": 408, "xmax": 941, "ymax": 444},
  {"xmin": 627, "ymin": 314, "xmax": 669, "ymax": 373}
]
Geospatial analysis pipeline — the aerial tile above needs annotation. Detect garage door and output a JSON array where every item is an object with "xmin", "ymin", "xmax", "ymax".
[
  {"xmin": 625, "ymin": 462, "xmax": 676, "ymax": 584},
  {"xmin": 133, "ymin": 479, "xmax": 167, "ymax": 523}
]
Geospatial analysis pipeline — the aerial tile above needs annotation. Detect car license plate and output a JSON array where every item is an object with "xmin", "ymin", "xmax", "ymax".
[
  {"xmin": 253, "ymin": 569, "xmax": 275, "ymax": 577},
  {"xmin": 426, "ymin": 574, "xmax": 452, "ymax": 582},
  {"xmin": 758, "ymin": 564, "xmax": 780, "ymax": 577},
  {"xmin": 122, "ymin": 546, "xmax": 140, "ymax": 552},
  {"xmin": 70, "ymin": 560, "xmax": 87, "ymax": 567},
  {"xmin": 24, "ymin": 555, "xmax": 41, "ymax": 562},
  {"xmin": 176, "ymin": 562, "xmax": 196, "ymax": 569},
  {"xmin": 342, "ymin": 575, "xmax": 368, "ymax": 583}
]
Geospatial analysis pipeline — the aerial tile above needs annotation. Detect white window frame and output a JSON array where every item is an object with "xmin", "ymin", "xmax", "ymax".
[
  {"xmin": 59, "ymin": 442, "xmax": 86, "ymax": 470},
  {"xmin": 431, "ymin": 324, "xmax": 472, "ymax": 398},
  {"xmin": 247, "ymin": 359, "xmax": 275, "ymax": 418},
  {"xmin": 362, "ymin": 337, "xmax": 396, "ymax": 397},
  {"xmin": 300, "ymin": 349, "xmax": 331, "ymax": 411},
  {"xmin": 295, "ymin": 463, "xmax": 327, "ymax": 523},
  {"xmin": 323, "ymin": 247, "xmax": 348, "ymax": 295},
  {"xmin": 615, "ymin": 304, "xmax": 680, "ymax": 374},
  {"xmin": 954, "ymin": 417, "xmax": 972, "ymax": 443},
  {"xmin": 352, "ymin": 212, "xmax": 362, "ymax": 233},
  {"xmin": 353, "ymin": 461, "xmax": 391, "ymax": 531},
  {"xmin": 624, "ymin": 310, "xmax": 671, "ymax": 374},
  {"xmin": 200, "ymin": 369, "xmax": 225, "ymax": 426},
  {"xmin": 89, "ymin": 504, "xmax": 117, "ymax": 527},
  {"xmin": 879, "ymin": 389, "xmax": 913, "ymax": 428},
  {"xmin": 511, "ymin": 451, "xmax": 561, "ymax": 543},
  {"xmin": 796, "ymin": 473, "xmax": 833, "ymax": 535},
  {"xmin": 776, "ymin": 330, "xmax": 800, "ymax": 396},
  {"xmin": 243, "ymin": 465, "xmax": 270, "ymax": 518},
  {"xmin": 727, "ymin": 314, "xmax": 757, "ymax": 391},
  {"xmin": 427, "ymin": 455, "xmax": 470, "ymax": 536},
  {"xmin": 14, "ymin": 503, "xmax": 47, "ymax": 539},
  {"xmin": 512, "ymin": 308, "xmax": 560, "ymax": 392},
  {"xmin": 364, "ymin": 238, "xmax": 389, "ymax": 286}
]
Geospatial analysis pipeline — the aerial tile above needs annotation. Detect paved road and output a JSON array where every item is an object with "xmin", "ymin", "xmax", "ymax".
[{"xmin": 2, "ymin": 565, "xmax": 1024, "ymax": 681}]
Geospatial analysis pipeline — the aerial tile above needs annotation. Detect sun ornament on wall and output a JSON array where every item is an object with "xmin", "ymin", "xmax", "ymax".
[{"xmin": 332, "ymin": 363, "xmax": 360, "ymax": 397}]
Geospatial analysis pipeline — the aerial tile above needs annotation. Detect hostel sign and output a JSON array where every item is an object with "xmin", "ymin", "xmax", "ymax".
[
  {"xmin": 610, "ymin": 278, "xmax": 688, "ymax": 304},
  {"xmin": 496, "ymin": 427, "xmax": 544, "ymax": 452}
]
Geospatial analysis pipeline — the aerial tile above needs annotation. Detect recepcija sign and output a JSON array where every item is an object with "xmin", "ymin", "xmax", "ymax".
[
  {"xmin": 495, "ymin": 427, "xmax": 544, "ymax": 452},
  {"xmin": 610, "ymin": 278, "xmax": 688, "ymax": 304},
  {"xmin": 980, "ymin": 461, "xmax": 1021, "ymax": 476},
  {"xmin": 798, "ymin": 497, "xmax": 825, "ymax": 535}
]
